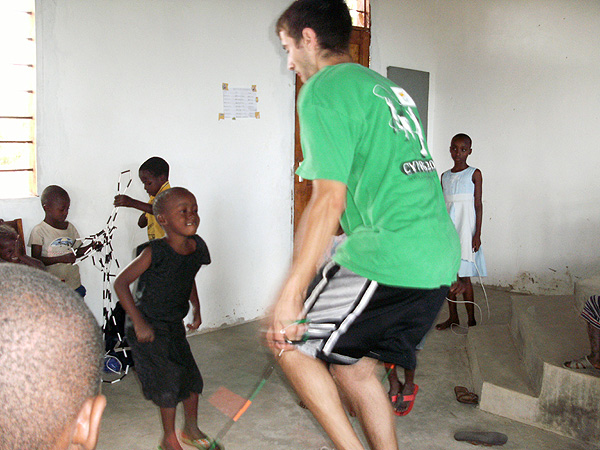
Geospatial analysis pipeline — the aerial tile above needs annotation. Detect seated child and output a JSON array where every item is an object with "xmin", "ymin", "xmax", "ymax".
[
  {"xmin": 114, "ymin": 156, "xmax": 171, "ymax": 240},
  {"xmin": 564, "ymin": 295, "xmax": 600, "ymax": 371},
  {"xmin": 0, "ymin": 264, "xmax": 106, "ymax": 450},
  {"xmin": 0, "ymin": 223, "xmax": 44, "ymax": 269},
  {"xmin": 28, "ymin": 185, "xmax": 96, "ymax": 297},
  {"xmin": 114, "ymin": 187, "xmax": 221, "ymax": 450}
]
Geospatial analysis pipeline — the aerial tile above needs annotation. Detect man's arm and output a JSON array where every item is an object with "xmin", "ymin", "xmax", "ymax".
[{"xmin": 268, "ymin": 178, "xmax": 347, "ymax": 350}]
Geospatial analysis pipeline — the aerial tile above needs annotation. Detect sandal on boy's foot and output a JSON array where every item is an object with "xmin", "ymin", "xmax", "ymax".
[
  {"xmin": 563, "ymin": 356, "xmax": 600, "ymax": 371},
  {"xmin": 180, "ymin": 432, "xmax": 224, "ymax": 450},
  {"xmin": 204, "ymin": 441, "xmax": 225, "ymax": 450},
  {"xmin": 393, "ymin": 384, "xmax": 419, "ymax": 416},
  {"xmin": 454, "ymin": 386, "xmax": 479, "ymax": 405},
  {"xmin": 454, "ymin": 431, "xmax": 508, "ymax": 446}
]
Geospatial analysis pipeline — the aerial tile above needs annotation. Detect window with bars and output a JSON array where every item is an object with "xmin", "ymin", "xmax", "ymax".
[
  {"xmin": 346, "ymin": 0, "xmax": 370, "ymax": 29},
  {"xmin": 0, "ymin": 0, "xmax": 36, "ymax": 199}
]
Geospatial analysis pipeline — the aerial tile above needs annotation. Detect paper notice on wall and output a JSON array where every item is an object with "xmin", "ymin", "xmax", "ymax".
[{"xmin": 220, "ymin": 83, "xmax": 260, "ymax": 120}]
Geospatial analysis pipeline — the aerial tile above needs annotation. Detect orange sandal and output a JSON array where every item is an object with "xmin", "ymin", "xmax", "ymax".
[{"xmin": 392, "ymin": 384, "xmax": 419, "ymax": 416}]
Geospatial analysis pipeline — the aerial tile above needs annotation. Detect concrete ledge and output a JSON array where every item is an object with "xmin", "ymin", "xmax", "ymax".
[
  {"xmin": 479, "ymin": 382, "xmax": 539, "ymax": 424},
  {"xmin": 535, "ymin": 363, "xmax": 600, "ymax": 446},
  {"xmin": 479, "ymin": 363, "xmax": 600, "ymax": 447},
  {"xmin": 509, "ymin": 295, "xmax": 589, "ymax": 394},
  {"xmin": 467, "ymin": 324, "xmax": 533, "ymax": 397},
  {"xmin": 470, "ymin": 294, "xmax": 600, "ymax": 446},
  {"xmin": 574, "ymin": 274, "xmax": 600, "ymax": 313}
]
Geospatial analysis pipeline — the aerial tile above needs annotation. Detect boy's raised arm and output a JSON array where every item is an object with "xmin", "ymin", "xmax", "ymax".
[{"xmin": 114, "ymin": 194, "xmax": 154, "ymax": 214}]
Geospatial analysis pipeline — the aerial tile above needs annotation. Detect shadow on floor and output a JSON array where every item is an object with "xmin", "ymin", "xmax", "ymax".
[{"xmin": 97, "ymin": 287, "xmax": 595, "ymax": 450}]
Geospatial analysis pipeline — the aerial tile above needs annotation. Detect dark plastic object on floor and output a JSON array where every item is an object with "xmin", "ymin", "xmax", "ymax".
[{"xmin": 454, "ymin": 431, "xmax": 508, "ymax": 446}]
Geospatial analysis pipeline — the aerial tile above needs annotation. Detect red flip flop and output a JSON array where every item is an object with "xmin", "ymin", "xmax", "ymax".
[{"xmin": 393, "ymin": 384, "xmax": 419, "ymax": 416}]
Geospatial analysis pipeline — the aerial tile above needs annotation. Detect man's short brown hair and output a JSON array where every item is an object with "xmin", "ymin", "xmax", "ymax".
[{"xmin": 276, "ymin": 0, "xmax": 353, "ymax": 55}]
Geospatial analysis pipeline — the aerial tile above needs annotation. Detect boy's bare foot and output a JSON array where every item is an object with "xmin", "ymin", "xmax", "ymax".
[
  {"xmin": 181, "ymin": 424, "xmax": 207, "ymax": 441},
  {"xmin": 436, "ymin": 318, "xmax": 459, "ymax": 330},
  {"xmin": 387, "ymin": 380, "xmax": 401, "ymax": 402},
  {"xmin": 388, "ymin": 389, "xmax": 397, "ymax": 402}
]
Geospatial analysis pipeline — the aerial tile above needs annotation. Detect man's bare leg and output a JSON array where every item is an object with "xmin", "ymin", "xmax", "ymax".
[
  {"xmin": 278, "ymin": 349, "xmax": 365, "ymax": 450},
  {"xmin": 332, "ymin": 358, "xmax": 398, "ymax": 450}
]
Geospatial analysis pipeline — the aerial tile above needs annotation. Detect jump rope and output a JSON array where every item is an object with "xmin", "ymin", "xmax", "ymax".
[
  {"xmin": 204, "ymin": 319, "xmax": 395, "ymax": 450},
  {"xmin": 204, "ymin": 268, "xmax": 485, "ymax": 450},
  {"xmin": 68, "ymin": 171, "xmax": 478, "ymax": 443},
  {"xmin": 204, "ymin": 354, "xmax": 396, "ymax": 450},
  {"xmin": 446, "ymin": 257, "xmax": 490, "ymax": 335},
  {"xmin": 71, "ymin": 170, "xmax": 134, "ymax": 383},
  {"xmin": 63, "ymin": 173, "xmax": 368, "ymax": 446}
]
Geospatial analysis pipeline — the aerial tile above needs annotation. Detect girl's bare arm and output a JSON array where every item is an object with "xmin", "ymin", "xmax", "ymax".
[
  {"xmin": 113, "ymin": 246, "xmax": 154, "ymax": 342},
  {"xmin": 472, "ymin": 169, "xmax": 483, "ymax": 252}
]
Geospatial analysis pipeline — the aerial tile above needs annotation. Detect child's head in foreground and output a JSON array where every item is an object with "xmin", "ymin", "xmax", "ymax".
[
  {"xmin": 0, "ymin": 224, "xmax": 20, "ymax": 263},
  {"xmin": 153, "ymin": 187, "xmax": 199, "ymax": 237},
  {"xmin": 40, "ymin": 185, "xmax": 71, "ymax": 226},
  {"xmin": 0, "ymin": 264, "xmax": 106, "ymax": 450},
  {"xmin": 139, "ymin": 157, "xmax": 169, "ymax": 197}
]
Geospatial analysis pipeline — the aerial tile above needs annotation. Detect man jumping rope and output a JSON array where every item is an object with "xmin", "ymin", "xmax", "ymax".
[{"xmin": 266, "ymin": 1, "xmax": 461, "ymax": 449}]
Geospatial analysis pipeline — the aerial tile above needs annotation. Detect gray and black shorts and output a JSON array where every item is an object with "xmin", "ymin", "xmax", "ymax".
[{"xmin": 297, "ymin": 261, "xmax": 448, "ymax": 371}]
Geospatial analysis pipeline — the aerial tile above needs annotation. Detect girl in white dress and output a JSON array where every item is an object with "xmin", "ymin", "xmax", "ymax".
[{"xmin": 436, "ymin": 133, "xmax": 486, "ymax": 330}]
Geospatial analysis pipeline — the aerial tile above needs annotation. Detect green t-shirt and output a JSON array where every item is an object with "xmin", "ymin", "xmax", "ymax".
[{"xmin": 296, "ymin": 63, "xmax": 460, "ymax": 288}]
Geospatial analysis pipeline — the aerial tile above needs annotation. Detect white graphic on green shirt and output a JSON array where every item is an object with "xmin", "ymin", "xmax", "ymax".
[{"xmin": 373, "ymin": 85, "xmax": 428, "ymax": 158}]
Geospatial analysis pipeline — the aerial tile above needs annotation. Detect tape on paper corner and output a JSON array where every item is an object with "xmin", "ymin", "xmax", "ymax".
[
  {"xmin": 218, "ymin": 113, "xmax": 225, "ymax": 120},
  {"xmin": 255, "ymin": 112, "xmax": 260, "ymax": 119}
]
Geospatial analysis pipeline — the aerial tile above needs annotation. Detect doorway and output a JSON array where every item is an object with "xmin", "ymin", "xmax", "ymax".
[{"xmin": 292, "ymin": 27, "xmax": 371, "ymax": 232}]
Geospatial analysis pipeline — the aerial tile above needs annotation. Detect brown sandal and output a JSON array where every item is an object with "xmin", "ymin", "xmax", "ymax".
[{"xmin": 454, "ymin": 386, "xmax": 479, "ymax": 404}]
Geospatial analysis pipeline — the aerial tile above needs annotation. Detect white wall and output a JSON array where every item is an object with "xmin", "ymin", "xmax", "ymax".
[
  {"xmin": 1, "ymin": 0, "xmax": 295, "ymax": 327},
  {"xmin": 2, "ymin": 1, "xmax": 599, "ymax": 326},
  {"xmin": 371, "ymin": 0, "xmax": 600, "ymax": 293}
]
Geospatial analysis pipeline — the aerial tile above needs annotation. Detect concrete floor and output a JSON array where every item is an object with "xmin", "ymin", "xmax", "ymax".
[{"xmin": 98, "ymin": 287, "xmax": 596, "ymax": 450}]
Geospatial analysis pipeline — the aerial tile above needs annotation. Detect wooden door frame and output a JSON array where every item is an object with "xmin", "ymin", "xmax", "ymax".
[{"xmin": 292, "ymin": 27, "xmax": 371, "ymax": 233}]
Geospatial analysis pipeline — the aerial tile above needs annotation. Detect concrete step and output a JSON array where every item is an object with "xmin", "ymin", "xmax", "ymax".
[
  {"xmin": 467, "ymin": 295, "xmax": 600, "ymax": 447},
  {"xmin": 467, "ymin": 324, "xmax": 534, "ymax": 397},
  {"xmin": 509, "ymin": 295, "xmax": 590, "ymax": 393}
]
